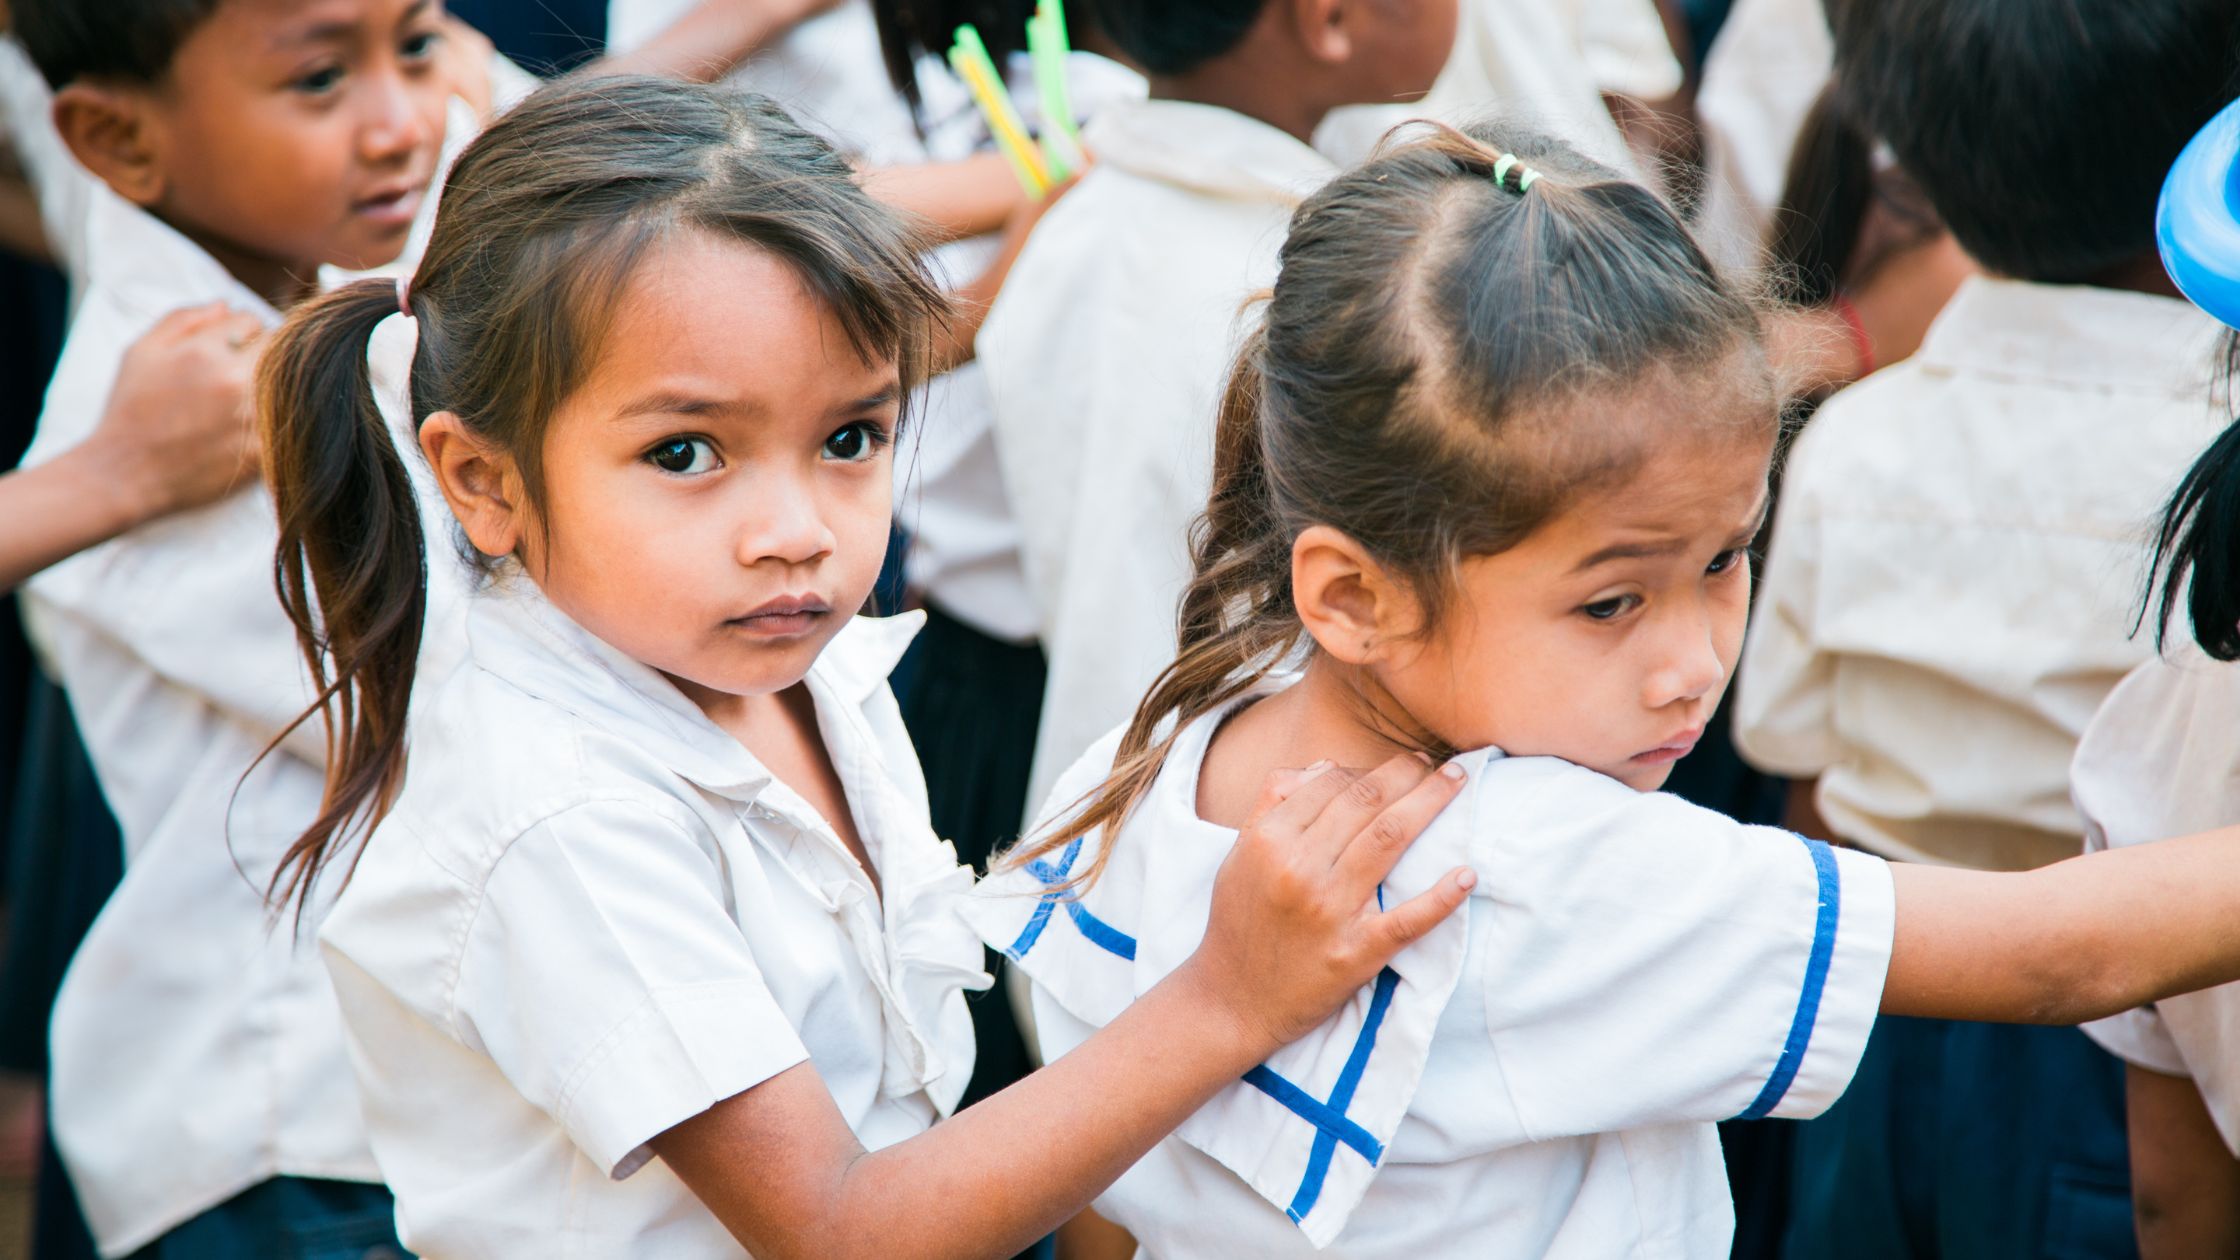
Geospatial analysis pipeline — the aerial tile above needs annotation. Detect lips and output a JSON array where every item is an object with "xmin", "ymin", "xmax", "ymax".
[
  {"xmin": 1630, "ymin": 727, "xmax": 1705, "ymax": 765},
  {"xmin": 353, "ymin": 183, "xmax": 426, "ymax": 229},
  {"xmin": 726, "ymin": 594, "xmax": 833, "ymax": 639}
]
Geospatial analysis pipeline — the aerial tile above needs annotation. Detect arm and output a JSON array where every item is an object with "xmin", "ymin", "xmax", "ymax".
[
  {"xmin": 655, "ymin": 757, "xmax": 1476, "ymax": 1260},
  {"xmin": 0, "ymin": 304, "xmax": 260, "ymax": 591},
  {"xmin": 859, "ymin": 154, "xmax": 1027, "ymax": 245},
  {"xmin": 592, "ymin": 0, "xmax": 841, "ymax": 83},
  {"xmin": 1885, "ymin": 824, "xmax": 2240, "ymax": 1023},
  {"xmin": 2128, "ymin": 1064, "xmax": 2240, "ymax": 1259},
  {"xmin": 925, "ymin": 172, "xmax": 1080, "ymax": 375}
]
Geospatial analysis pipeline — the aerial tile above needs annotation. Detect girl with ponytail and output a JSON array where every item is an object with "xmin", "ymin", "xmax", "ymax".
[
  {"xmin": 270, "ymin": 74, "xmax": 1472, "ymax": 1259},
  {"xmin": 972, "ymin": 122, "xmax": 2240, "ymax": 1257}
]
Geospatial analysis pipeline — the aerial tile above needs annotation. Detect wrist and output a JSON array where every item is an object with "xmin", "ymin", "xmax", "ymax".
[
  {"xmin": 1160, "ymin": 954, "xmax": 1283, "ymax": 1070},
  {"xmin": 57, "ymin": 435, "xmax": 169, "ymax": 534}
]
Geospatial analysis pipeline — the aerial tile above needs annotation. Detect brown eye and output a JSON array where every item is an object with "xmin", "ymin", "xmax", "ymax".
[{"xmin": 646, "ymin": 438, "xmax": 715, "ymax": 474}]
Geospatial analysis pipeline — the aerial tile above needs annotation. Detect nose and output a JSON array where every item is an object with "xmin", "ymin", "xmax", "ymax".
[
  {"xmin": 736, "ymin": 474, "xmax": 837, "ymax": 570},
  {"xmin": 1642, "ymin": 604, "xmax": 1728, "ymax": 712},
  {"xmin": 357, "ymin": 65, "xmax": 439, "ymax": 167}
]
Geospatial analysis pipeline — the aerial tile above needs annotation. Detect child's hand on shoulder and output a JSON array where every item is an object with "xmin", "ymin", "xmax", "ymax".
[{"xmin": 1179, "ymin": 756, "xmax": 1475, "ymax": 1052}]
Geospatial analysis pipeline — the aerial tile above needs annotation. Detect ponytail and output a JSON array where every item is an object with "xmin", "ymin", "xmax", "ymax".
[
  {"xmin": 1008, "ymin": 319, "xmax": 1303, "ymax": 885},
  {"xmin": 260, "ymin": 278, "xmax": 429, "ymax": 915},
  {"xmin": 2147, "ymin": 333, "xmax": 2240, "ymax": 660}
]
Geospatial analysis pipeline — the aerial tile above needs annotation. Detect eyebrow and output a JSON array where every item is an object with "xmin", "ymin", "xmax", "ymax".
[
  {"xmin": 1569, "ymin": 492, "xmax": 1774, "ymax": 574},
  {"xmin": 611, "ymin": 385, "xmax": 902, "ymax": 425}
]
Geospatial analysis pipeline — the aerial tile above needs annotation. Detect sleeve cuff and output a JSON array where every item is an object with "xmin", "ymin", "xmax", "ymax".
[
  {"xmin": 555, "ymin": 980, "xmax": 811, "ymax": 1179},
  {"xmin": 1756, "ymin": 843, "xmax": 1895, "ymax": 1120}
]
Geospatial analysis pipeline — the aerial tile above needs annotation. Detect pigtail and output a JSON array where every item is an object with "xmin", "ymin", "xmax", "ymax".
[
  {"xmin": 2146, "ymin": 333, "xmax": 2240, "ymax": 660},
  {"xmin": 1009, "ymin": 320, "xmax": 1303, "ymax": 885},
  {"xmin": 260, "ymin": 279, "xmax": 430, "ymax": 918}
]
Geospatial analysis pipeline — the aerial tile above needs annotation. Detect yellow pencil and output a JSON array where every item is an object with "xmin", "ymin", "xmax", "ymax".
[{"xmin": 950, "ymin": 26, "xmax": 1050, "ymax": 195}]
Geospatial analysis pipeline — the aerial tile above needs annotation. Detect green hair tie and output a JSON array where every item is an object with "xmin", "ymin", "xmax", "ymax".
[
  {"xmin": 1517, "ymin": 168, "xmax": 1540, "ymax": 191},
  {"xmin": 1493, "ymin": 153, "xmax": 1518, "ymax": 185}
]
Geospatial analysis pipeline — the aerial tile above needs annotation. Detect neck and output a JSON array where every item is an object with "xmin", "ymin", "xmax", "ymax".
[
  {"xmin": 1152, "ymin": 62, "xmax": 1329, "ymax": 145},
  {"xmin": 162, "ymin": 212, "xmax": 321, "ymax": 309},
  {"xmin": 1198, "ymin": 655, "xmax": 1428, "ymax": 826}
]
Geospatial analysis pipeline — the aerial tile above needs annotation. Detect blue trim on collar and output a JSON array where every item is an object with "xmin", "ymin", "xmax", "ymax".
[
  {"xmin": 1736, "ymin": 837, "xmax": 1841, "ymax": 1121},
  {"xmin": 1004, "ymin": 837, "xmax": 1138, "ymax": 962}
]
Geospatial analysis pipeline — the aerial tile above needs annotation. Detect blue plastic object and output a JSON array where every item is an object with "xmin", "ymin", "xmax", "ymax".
[{"xmin": 2160, "ymin": 95, "xmax": 2240, "ymax": 331}]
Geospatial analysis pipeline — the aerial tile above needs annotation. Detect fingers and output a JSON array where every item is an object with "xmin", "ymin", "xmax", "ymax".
[
  {"xmin": 1372, "ymin": 866, "xmax": 1478, "ymax": 954},
  {"xmin": 1331, "ymin": 759, "xmax": 1468, "ymax": 892},
  {"xmin": 140, "ymin": 302, "xmax": 234, "ymax": 345},
  {"xmin": 1243, "ymin": 759, "xmax": 1335, "ymax": 826},
  {"xmin": 1294, "ymin": 754, "xmax": 1438, "ymax": 868},
  {"xmin": 1246, "ymin": 762, "xmax": 1358, "ymax": 845}
]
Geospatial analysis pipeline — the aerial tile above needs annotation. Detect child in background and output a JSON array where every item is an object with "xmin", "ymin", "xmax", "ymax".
[
  {"xmin": 269, "ymin": 75, "xmax": 1470, "ymax": 1258},
  {"xmin": 1731, "ymin": 0, "xmax": 2240, "ymax": 1254},
  {"xmin": 9, "ymin": 1, "xmax": 454, "ymax": 1253},
  {"xmin": 974, "ymin": 121, "xmax": 2240, "ymax": 1260},
  {"xmin": 980, "ymin": 0, "xmax": 1456, "ymax": 817}
]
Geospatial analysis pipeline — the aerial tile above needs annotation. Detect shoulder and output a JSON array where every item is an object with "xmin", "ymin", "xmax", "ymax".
[{"xmin": 2075, "ymin": 646, "xmax": 2240, "ymax": 851}]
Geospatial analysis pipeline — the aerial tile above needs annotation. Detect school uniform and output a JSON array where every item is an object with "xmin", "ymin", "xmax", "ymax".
[
  {"xmin": 16, "ymin": 188, "xmax": 377, "ymax": 1258},
  {"xmin": 318, "ymin": 582, "xmax": 989, "ymax": 1258},
  {"xmin": 971, "ymin": 685, "xmax": 1895, "ymax": 1257},
  {"xmin": 2075, "ymin": 645, "xmax": 2240, "ymax": 1153},
  {"xmin": 1735, "ymin": 277, "xmax": 2225, "ymax": 1257},
  {"xmin": 1691, "ymin": 0, "xmax": 1832, "ymax": 272},
  {"xmin": 978, "ymin": 100, "xmax": 1335, "ymax": 822}
]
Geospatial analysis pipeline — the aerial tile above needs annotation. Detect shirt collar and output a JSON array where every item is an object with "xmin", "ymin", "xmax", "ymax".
[
  {"xmin": 462, "ymin": 576, "xmax": 924, "ymax": 800},
  {"xmin": 1084, "ymin": 99, "xmax": 1336, "ymax": 207},
  {"xmin": 1913, "ymin": 275, "xmax": 2224, "ymax": 397},
  {"xmin": 85, "ymin": 183, "xmax": 283, "ymax": 327}
]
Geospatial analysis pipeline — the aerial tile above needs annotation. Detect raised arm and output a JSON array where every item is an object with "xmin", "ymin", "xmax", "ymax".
[
  {"xmin": 0, "ymin": 303, "xmax": 260, "ymax": 591},
  {"xmin": 654, "ymin": 756, "xmax": 1476, "ymax": 1260},
  {"xmin": 1885, "ymin": 823, "xmax": 2240, "ymax": 1023}
]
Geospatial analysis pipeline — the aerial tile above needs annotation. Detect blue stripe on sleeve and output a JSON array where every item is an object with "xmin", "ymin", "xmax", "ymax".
[{"xmin": 1736, "ymin": 837, "xmax": 1842, "ymax": 1121}]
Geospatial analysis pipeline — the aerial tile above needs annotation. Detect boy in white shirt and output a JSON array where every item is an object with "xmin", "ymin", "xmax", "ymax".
[
  {"xmin": 10, "ymin": 1, "xmax": 456, "ymax": 1253},
  {"xmin": 979, "ymin": 0, "xmax": 1458, "ymax": 816},
  {"xmin": 1733, "ymin": 0, "xmax": 2240, "ymax": 1253}
]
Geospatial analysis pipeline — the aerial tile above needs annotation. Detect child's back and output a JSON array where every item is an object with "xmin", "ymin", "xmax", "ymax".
[
  {"xmin": 9, "ymin": 1, "xmax": 452, "ymax": 1251},
  {"xmin": 980, "ymin": 0, "xmax": 1455, "ymax": 814}
]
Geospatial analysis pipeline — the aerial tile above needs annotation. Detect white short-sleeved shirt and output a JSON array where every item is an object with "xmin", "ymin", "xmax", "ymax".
[
  {"xmin": 2075, "ymin": 645, "xmax": 2240, "ymax": 1153},
  {"xmin": 18, "ymin": 111, "xmax": 484, "ymax": 1253},
  {"xmin": 970, "ymin": 689, "xmax": 1895, "ymax": 1256},
  {"xmin": 319, "ymin": 582, "xmax": 989, "ymax": 1257},
  {"xmin": 977, "ymin": 100, "xmax": 1334, "ymax": 819},
  {"xmin": 1690, "ymin": 0, "xmax": 1833, "ymax": 272},
  {"xmin": 1734, "ymin": 277, "xmax": 2226, "ymax": 872}
]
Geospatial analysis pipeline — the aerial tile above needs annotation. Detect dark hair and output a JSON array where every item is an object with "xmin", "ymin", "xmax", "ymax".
[
  {"xmin": 1020, "ymin": 122, "xmax": 1771, "ymax": 885},
  {"xmin": 2148, "ymin": 333, "xmax": 2240, "ymax": 660},
  {"xmin": 12, "ymin": 0, "xmax": 221, "ymax": 88},
  {"xmin": 1828, "ymin": 0, "xmax": 2240, "ymax": 283},
  {"xmin": 1095, "ymin": 0, "xmax": 1261, "ymax": 76},
  {"xmin": 1764, "ymin": 84, "xmax": 1873, "ymax": 306},
  {"xmin": 260, "ymin": 76, "xmax": 946, "ymax": 911},
  {"xmin": 873, "ymin": 0, "xmax": 1037, "ymax": 111}
]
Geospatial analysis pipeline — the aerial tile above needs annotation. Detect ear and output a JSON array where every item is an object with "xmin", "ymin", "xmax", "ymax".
[
  {"xmin": 1292, "ymin": 524, "xmax": 1418, "ymax": 665},
  {"xmin": 51, "ymin": 83, "xmax": 168, "ymax": 207},
  {"xmin": 1286, "ymin": 0, "xmax": 1353, "ymax": 66},
  {"xmin": 420, "ymin": 412, "xmax": 529, "ymax": 562}
]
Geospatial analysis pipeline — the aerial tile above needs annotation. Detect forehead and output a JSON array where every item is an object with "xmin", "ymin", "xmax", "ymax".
[
  {"xmin": 197, "ymin": 0, "xmax": 431, "ymax": 52},
  {"xmin": 575, "ymin": 230, "xmax": 895, "ymax": 409}
]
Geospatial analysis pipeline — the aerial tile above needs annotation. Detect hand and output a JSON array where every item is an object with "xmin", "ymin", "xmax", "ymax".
[
  {"xmin": 1178, "ymin": 755, "xmax": 1475, "ymax": 1053},
  {"xmin": 83, "ymin": 303, "xmax": 264, "ymax": 524}
]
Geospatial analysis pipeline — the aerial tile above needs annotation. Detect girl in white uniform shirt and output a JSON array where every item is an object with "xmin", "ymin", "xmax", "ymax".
[
  {"xmin": 970, "ymin": 124, "xmax": 2240, "ymax": 1258},
  {"xmin": 263, "ymin": 77, "xmax": 1472, "ymax": 1259}
]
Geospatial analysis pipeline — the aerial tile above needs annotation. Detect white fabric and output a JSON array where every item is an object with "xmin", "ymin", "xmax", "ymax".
[
  {"xmin": 892, "ymin": 50, "xmax": 1145, "ymax": 644},
  {"xmin": 1691, "ymin": 0, "xmax": 1833, "ymax": 272},
  {"xmin": 1735, "ymin": 277, "xmax": 2226, "ymax": 872},
  {"xmin": 1318, "ymin": 0, "xmax": 1679, "ymax": 172},
  {"xmin": 320, "ymin": 588, "xmax": 989, "ymax": 1258},
  {"xmin": 979, "ymin": 99, "xmax": 1333, "ymax": 821},
  {"xmin": 2075, "ymin": 645, "xmax": 2240, "ymax": 1153},
  {"xmin": 0, "ymin": 37, "xmax": 95, "ymax": 286},
  {"xmin": 972, "ymin": 688, "xmax": 1895, "ymax": 1255},
  {"xmin": 16, "ymin": 184, "xmax": 470, "ymax": 1253}
]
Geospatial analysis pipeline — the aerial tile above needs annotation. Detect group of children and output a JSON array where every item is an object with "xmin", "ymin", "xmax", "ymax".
[{"xmin": 5, "ymin": 0, "xmax": 2240, "ymax": 1257}]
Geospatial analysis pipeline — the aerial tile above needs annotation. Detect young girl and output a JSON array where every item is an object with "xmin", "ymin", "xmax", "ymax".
[
  {"xmin": 969, "ymin": 123, "xmax": 2240, "ymax": 1258},
  {"xmin": 261, "ymin": 75, "xmax": 1471, "ymax": 1258}
]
